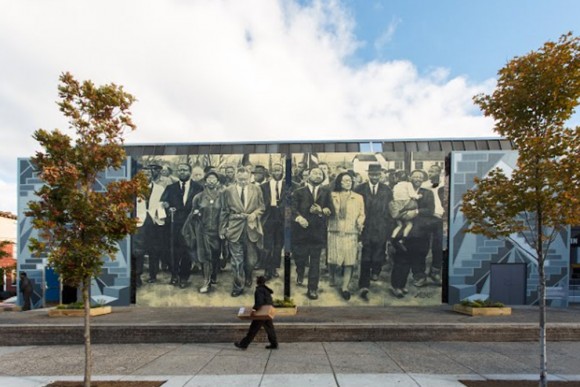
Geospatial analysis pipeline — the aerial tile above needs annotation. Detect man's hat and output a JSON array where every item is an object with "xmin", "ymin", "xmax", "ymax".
[
  {"xmin": 367, "ymin": 164, "xmax": 382, "ymax": 174},
  {"xmin": 252, "ymin": 165, "xmax": 268, "ymax": 174},
  {"xmin": 146, "ymin": 163, "xmax": 163, "ymax": 170}
]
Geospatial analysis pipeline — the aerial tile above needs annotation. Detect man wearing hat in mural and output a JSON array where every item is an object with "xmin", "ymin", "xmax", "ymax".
[
  {"xmin": 220, "ymin": 167, "xmax": 265, "ymax": 297},
  {"xmin": 354, "ymin": 163, "xmax": 394, "ymax": 301},
  {"xmin": 186, "ymin": 171, "xmax": 224, "ymax": 293},
  {"xmin": 135, "ymin": 162, "xmax": 170, "ymax": 285},
  {"xmin": 252, "ymin": 165, "xmax": 269, "ymax": 185}
]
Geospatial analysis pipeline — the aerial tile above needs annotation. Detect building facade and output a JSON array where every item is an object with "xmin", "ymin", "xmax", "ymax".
[{"xmin": 16, "ymin": 139, "xmax": 574, "ymax": 308}]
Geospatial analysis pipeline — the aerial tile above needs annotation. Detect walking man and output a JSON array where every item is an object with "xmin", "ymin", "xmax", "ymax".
[{"xmin": 234, "ymin": 275, "xmax": 278, "ymax": 350}]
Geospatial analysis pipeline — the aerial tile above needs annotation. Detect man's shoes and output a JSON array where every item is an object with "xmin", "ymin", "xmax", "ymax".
[
  {"xmin": 199, "ymin": 285, "xmax": 210, "ymax": 294},
  {"xmin": 146, "ymin": 278, "xmax": 156, "ymax": 284},
  {"xmin": 371, "ymin": 274, "xmax": 379, "ymax": 282},
  {"xmin": 360, "ymin": 288, "xmax": 369, "ymax": 301},
  {"xmin": 231, "ymin": 290, "xmax": 243, "ymax": 297},
  {"xmin": 234, "ymin": 342, "xmax": 247, "ymax": 350},
  {"xmin": 296, "ymin": 273, "xmax": 304, "ymax": 287},
  {"xmin": 389, "ymin": 286, "xmax": 404, "ymax": 298},
  {"xmin": 179, "ymin": 282, "xmax": 188, "ymax": 289},
  {"xmin": 401, "ymin": 287, "xmax": 409, "ymax": 294},
  {"xmin": 429, "ymin": 272, "xmax": 442, "ymax": 285},
  {"xmin": 341, "ymin": 290, "xmax": 351, "ymax": 301},
  {"xmin": 265, "ymin": 344, "xmax": 278, "ymax": 349},
  {"xmin": 413, "ymin": 277, "xmax": 427, "ymax": 287},
  {"xmin": 210, "ymin": 278, "xmax": 218, "ymax": 285},
  {"xmin": 307, "ymin": 290, "xmax": 318, "ymax": 300},
  {"xmin": 170, "ymin": 278, "xmax": 178, "ymax": 285}
]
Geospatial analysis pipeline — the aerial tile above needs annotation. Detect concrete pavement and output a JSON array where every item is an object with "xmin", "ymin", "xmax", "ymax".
[
  {"xmin": 2, "ymin": 304, "xmax": 580, "ymax": 345},
  {"xmin": 1, "ymin": 341, "xmax": 580, "ymax": 386}
]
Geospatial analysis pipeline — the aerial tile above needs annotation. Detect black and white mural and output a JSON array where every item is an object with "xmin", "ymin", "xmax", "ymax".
[{"xmin": 133, "ymin": 151, "xmax": 447, "ymax": 307}]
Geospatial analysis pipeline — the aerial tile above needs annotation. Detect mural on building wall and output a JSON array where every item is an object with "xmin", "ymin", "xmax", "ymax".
[
  {"xmin": 448, "ymin": 151, "xmax": 569, "ymax": 307},
  {"xmin": 134, "ymin": 151, "xmax": 446, "ymax": 307},
  {"xmin": 17, "ymin": 159, "xmax": 133, "ymax": 307}
]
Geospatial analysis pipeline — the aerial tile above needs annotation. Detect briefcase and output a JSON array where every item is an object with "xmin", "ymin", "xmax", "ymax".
[{"xmin": 237, "ymin": 305, "xmax": 276, "ymax": 320}]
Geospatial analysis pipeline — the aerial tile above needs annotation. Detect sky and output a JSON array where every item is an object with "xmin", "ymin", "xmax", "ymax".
[{"xmin": 1, "ymin": 0, "xmax": 579, "ymax": 214}]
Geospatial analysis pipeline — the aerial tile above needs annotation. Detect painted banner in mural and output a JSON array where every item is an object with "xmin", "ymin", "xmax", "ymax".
[{"xmin": 134, "ymin": 151, "xmax": 446, "ymax": 307}]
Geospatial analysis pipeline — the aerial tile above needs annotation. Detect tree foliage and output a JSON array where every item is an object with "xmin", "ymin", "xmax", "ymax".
[
  {"xmin": 26, "ymin": 72, "xmax": 148, "ymax": 286},
  {"xmin": 464, "ymin": 32, "xmax": 580, "ymax": 245}
]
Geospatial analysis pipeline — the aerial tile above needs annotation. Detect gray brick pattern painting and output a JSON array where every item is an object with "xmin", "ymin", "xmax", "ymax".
[
  {"xmin": 448, "ymin": 151, "xmax": 569, "ymax": 307},
  {"xmin": 17, "ymin": 158, "xmax": 132, "ymax": 307}
]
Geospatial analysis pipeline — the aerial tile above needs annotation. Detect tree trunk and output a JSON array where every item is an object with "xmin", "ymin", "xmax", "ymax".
[
  {"xmin": 83, "ymin": 276, "xmax": 92, "ymax": 387},
  {"xmin": 537, "ymin": 210, "xmax": 547, "ymax": 387},
  {"xmin": 539, "ymin": 254, "xmax": 547, "ymax": 387}
]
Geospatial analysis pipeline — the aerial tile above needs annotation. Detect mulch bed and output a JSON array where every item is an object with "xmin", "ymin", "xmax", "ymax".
[
  {"xmin": 461, "ymin": 381, "xmax": 580, "ymax": 387},
  {"xmin": 45, "ymin": 381, "xmax": 165, "ymax": 387}
]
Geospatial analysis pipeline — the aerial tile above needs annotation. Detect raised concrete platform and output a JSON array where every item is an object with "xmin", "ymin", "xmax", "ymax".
[{"xmin": 1, "ymin": 305, "xmax": 579, "ymax": 345}]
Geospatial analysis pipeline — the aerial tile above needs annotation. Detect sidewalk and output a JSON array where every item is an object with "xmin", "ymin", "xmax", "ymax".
[
  {"xmin": 1, "ymin": 304, "xmax": 580, "ymax": 345},
  {"xmin": 1, "ymin": 341, "xmax": 579, "ymax": 386}
]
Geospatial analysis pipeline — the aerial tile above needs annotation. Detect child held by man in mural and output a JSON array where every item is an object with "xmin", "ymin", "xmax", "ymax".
[{"xmin": 389, "ymin": 170, "xmax": 422, "ymax": 252}]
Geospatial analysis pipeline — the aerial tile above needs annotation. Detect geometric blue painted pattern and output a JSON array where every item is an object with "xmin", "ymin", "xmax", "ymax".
[
  {"xmin": 448, "ymin": 151, "xmax": 569, "ymax": 307},
  {"xmin": 17, "ymin": 158, "xmax": 132, "ymax": 307}
]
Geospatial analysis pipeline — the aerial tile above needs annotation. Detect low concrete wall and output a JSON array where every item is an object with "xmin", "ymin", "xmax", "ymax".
[{"xmin": 1, "ymin": 323, "xmax": 579, "ymax": 346}]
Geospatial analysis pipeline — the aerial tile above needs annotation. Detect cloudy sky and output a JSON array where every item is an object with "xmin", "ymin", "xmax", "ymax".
[{"xmin": 1, "ymin": 0, "xmax": 579, "ymax": 214}]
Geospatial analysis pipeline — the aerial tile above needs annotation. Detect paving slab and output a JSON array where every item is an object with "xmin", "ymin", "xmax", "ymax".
[
  {"xmin": 261, "ymin": 373, "xmax": 337, "ymax": 387},
  {"xmin": 337, "ymin": 373, "xmax": 419, "ymax": 387}
]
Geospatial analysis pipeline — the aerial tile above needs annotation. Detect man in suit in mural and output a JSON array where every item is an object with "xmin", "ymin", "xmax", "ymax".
[
  {"xmin": 161, "ymin": 163, "xmax": 204, "ymax": 288},
  {"xmin": 422, "ymin": 164, "xmax": 445, "ymax": 285},
  {"xmin": 260, "ymin": 163, "xmax": 287, "ymax": 280},
  {"xmin": 354, "ymin": 163, "xmax": 394, "ymax": 301},
  {"xmin": 252, "ymin": 165, "xmax": 269, "ymax": 185},
  {"xmin": 136, "ymin": 163, "xmax": 170, "ymax": 284},
  {"xmin": 389, "ymin": 169, "xmax": 435, "ymax": 297},
  {"xmin": 291, "ymin": 167, "xmax": 331, "ymax": 300},
  {"xmin": 220, "ymin": 167, "xmax": 265, "ymax": 297}
]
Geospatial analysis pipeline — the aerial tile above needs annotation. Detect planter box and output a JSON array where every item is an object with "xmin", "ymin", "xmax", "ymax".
[
  {"xmin": 275, "ymin": 306, "xmax": 298, "ymax": 316},
  {"xmin": 0, "ymin": 304, "xmax": 21, "ymax": 312},
  {"xmin": 237, "ymin": 305, "xmax": 276, "ymax": 320},
  {"xmin": 48, "ymin": 305, "xmax": 112, "ymax": 317},
  {"xmin": 453, "ymin": 304, "xmax": 512, "ymax": 316}
]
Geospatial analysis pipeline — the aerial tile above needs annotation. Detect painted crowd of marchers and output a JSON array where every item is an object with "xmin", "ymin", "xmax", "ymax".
[{"xmin": 133, "ymin": 152, "xmax": 447, "ymax": 307}]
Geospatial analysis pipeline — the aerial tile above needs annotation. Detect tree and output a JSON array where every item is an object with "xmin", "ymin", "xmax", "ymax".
[
  {"xmin": 463, "ymin": 33, "xmax": 580, "ymax": 387},
  {"xmin": 26, "ymin": 72, "xmax": 148, "ymax": 387}
]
